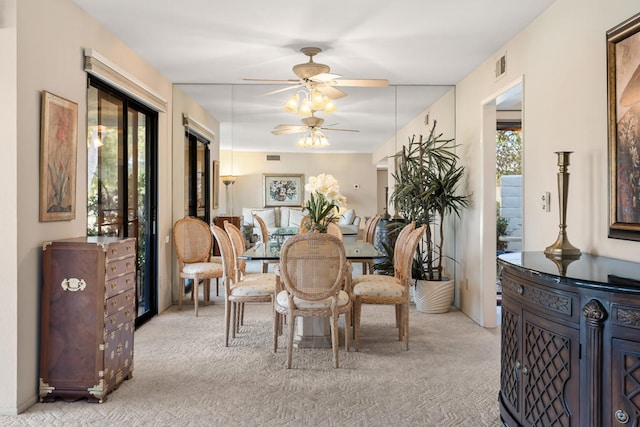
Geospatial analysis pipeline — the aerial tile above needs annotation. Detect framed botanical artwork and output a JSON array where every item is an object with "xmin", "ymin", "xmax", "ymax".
[
  {"xmin": 40, "ymin": 91, "xmax": 78, "ymax": 221},
  {"xmin": 607, "ymin": 13, "xmax": 640, "ymax": 240},
  {"xmin": 212, "ymin": 160, "xmax": 219, "ymax": 209},
  {"xmin": 263, "ymin": 174, "xmax": 304, "ymax": 207}
]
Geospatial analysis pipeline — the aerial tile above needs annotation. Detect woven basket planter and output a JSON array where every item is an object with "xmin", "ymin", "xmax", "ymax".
[{"xmin": 414, "ymin": 278, "xmax": 454, "ymax": 313}]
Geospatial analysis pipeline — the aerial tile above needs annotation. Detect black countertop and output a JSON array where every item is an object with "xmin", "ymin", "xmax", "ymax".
[{"xmin": 498, "ymin": 251, "xmax": 640, "ymax": 293}]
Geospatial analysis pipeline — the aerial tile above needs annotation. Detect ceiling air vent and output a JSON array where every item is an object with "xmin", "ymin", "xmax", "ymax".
[
  {"xmin": 495, "ymin": 53, "xmax": 507, "ymax": 80},
  {"xmin": 266, "ymin": 155, "xmax": 280, "ymax": 161}
]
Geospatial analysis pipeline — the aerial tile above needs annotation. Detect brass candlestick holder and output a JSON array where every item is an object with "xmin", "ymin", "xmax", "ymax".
[{"xmin": 545, "ymin": 151, "xmax": 581, "ymax": 258}]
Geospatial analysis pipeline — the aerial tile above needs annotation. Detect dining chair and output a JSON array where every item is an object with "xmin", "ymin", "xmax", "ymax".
[
  {"xmin": 298, "ymin": 215, "xmax": 310, "ymax": 233},
  {"xmin": 211, "ymin": 224, "xmax": 275, "ymax": 347},
  {"xmin": 173, "ymin": 216, "xmax": 224, "ymax": 317},
  {"xmin": 273, "ymin": 232, "xmax": 351, "ymax": 368},
  {"xmin": 359, "ymin": 214, "xmax": 381, "ymax": 274},
  {"xmin": 352, "ymin": 223, "xmax": 425, "ymax": 351},
  {"xmin": 253, "ymin": 214, "xmax": 278, "ymax": 273},
  {"xmin": 224, "ymin": 221, "xmax": 277, "ymax": 328}
]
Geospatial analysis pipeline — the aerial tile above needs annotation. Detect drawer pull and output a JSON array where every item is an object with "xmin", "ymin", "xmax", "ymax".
[
  {"xmin": 521, "ymin": 366, "xmax": 529, "ymax": 375},
  {"xmin": 111, "ymin": 282, "xmax": 117, "ymax": 289},
  {"xmin": 615, "ymin": 410, "xmax": 629, "ymax": 424},
  {"xmin": 517, "ymin": 285, "xmax": 524, "ymax": 295},
  {"xmin": 61, "ymin": 278, "xmax": 86, "ymax": 292}
]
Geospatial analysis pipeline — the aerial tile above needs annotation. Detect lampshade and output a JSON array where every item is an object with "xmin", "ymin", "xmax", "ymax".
[
  {"xmin": 284, "ymin": 93, "xmax": 299, "ymax": 113},
  {"xmin": 221, "ymin": 175, "xmax": 237, "ymax": 185},
  {"xmin": 283, "ymin": 88, "xmax": 337, "ymax": 116},
  {"xmin": 296, "ymin": 129, "xmax": 329, "ymax": 149}
]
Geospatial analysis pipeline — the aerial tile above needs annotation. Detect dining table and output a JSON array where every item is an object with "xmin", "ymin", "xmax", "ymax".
[{"xmin": 239, "ymin": 239, "xmax": 384, "ymax": 349}]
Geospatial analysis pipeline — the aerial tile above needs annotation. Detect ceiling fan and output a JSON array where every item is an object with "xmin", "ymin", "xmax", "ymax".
[
  {"xmin": 245, "ymin": 47, "xmax": 389, "ymax": 100},
  {"xmin": 272, "ymin": 114, "xmax": 359, "ymax": 149},
  {"xmin": 271, "ymin": 115, "xmax": 359, "ymax": 136}
]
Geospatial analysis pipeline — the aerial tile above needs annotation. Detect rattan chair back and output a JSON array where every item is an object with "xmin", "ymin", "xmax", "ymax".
[
  {"xmin": 173, "ymin": 216, "xmax": 213, "ymax": 264},
  {"xmin": 326, "ymin": 222, "xmax": 343, "ymax": 240},
  {"xmin": 210, "ymin": 224, "xmax": 235, "ymax": 285},
  {"xmin": 224, "ymin": 221, "xmax": 247, "ymax": 281},
  {"xmin": 253, "ymin": 214, "xmax": 269, "ymax": 243},
  {"xmin": 279, "ymin": 232, "xmax": 347, "ymax": 302},
  {"xmin": 393, "ymin": 222, "xmax": 416, "ymax": 276}
]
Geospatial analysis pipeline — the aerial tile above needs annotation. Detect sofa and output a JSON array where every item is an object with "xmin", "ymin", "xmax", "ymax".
[{"xmin": 241, "ymin": 206, "xmax": 361, "ymax": 242}]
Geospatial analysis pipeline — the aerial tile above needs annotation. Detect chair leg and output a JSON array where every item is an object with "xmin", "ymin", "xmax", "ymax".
[
  {"xmin": 240, "ymin": 302, "xmax": 245, "ymax": 326},
  {"xmin": 273, "ymin": 311, "xmax": 279, "ymax": 353},
  {"xmin": 354, "ymin": 298, "xmax": 362, "ymax": 352},
  {"xmin": 224, "ymin": 298, "xmax": 231, "ymax": 347},
  {"xmin": 331, "ymin": 311, "xmax": 339, "ymax": 368},
  {"xmin": 231, "ymin": 302, "xmax": 237, "ymax": 338},
  {"xmin": 344, "ymin": 309, "xmax": 351, "ymax": 353},
  {"xmin": 193, "ymin": 278, "xmax": 199, "ymax": 317},
  {"xmin": 178, "ymin": 278, "xmax": 184, "ymax": 311},
  {"xmin": 216, "ymin": 278, "xmax": 219, "ymax": 296},
  {"xmin": 402, "ymin": 302, "xmax": 409, "ymax": 351},
  {"xmin": 286, "ymin": 313, "xmax": 295, "ymax": 369}
]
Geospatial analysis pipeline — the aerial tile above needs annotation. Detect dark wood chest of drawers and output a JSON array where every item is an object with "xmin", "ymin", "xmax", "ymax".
[{"xmin": 40, "ymin": 237, "xmax": 136, "ymax": 403}]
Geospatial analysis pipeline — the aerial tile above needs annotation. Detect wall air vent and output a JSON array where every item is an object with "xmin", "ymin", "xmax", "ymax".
[
  {"xmin": 266, "ymin": 155, "xmax": 280, "ymax": 161},
  {"xmin": 495, "ymin": 53, "xmax": 507, "ymax": 80}
]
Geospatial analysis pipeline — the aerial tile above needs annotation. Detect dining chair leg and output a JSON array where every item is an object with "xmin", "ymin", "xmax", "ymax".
[
  {"xmin": 178, "ymin": 278, "xmax": 184, "ymax": 311},
  {"xmin": 354, "ymin": 298, "xmax": 362, "ymax": 352},
  {"xmin": 331, "ymin": 311, "xmax": 339, "ymax": 368},
  {"xmin": 344, "ymin": 309, "xmax": 351, "ymax": 352},
  {"xmin": 402, "ymin": 302, "xmax": 409, "ymax": 351},
  {"xmin": 273, "ymin": 311, "xmax": 279, "ymax": 353},
  {"xmin": 193, "ymin": 278, "xmax": 200, "ymax": 317},
  {"xmin": 286, "ymin": 313, "xmax": 295, "ymax": 369},
  {"xmin": 231, "ymin": 302, "xmax": 237, "ymax": 338},
  {"xmin": 224, "ymin": 299, "xmax": 231, "ymax": 347}
]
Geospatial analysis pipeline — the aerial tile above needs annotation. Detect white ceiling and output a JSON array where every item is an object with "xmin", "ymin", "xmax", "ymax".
[{"xmin": 73, "ymin": 0, "xmax": 553, "ymax": 153}]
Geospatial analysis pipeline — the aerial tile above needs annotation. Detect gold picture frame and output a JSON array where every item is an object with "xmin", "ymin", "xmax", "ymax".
[
  {"xmin": 263, "ymin": 174, "xmax": 304, "ymax": 207},
  {"xmin": 40, "ymin": 91, "xmax": 78, "ymax": 221},
  {"xmin": 607, "ymin": 13, "xmax": 640, "ymax": 240}
]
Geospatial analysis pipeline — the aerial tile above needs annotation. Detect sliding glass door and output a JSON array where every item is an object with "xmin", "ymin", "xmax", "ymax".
[{"xmin": 87, "ymin": 77, "xmax": 158, "ymax": 326}]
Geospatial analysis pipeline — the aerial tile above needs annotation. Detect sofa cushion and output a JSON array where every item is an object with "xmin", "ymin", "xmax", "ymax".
[
  {"xmin": 252, "ymin": 208, "xmax": 277, "ymax": 228},
  {"xmin": 339, "ymin": 209, "xmax": 356, "ymax": 226},
  {"xmin": 288, "ymin": 208, "xmax": 305, "ymax": 227}
]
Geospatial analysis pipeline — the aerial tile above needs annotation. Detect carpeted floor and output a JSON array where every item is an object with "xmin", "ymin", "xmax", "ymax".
[{"xmin": 5, "ymin": 266, "xmax": 502, "ymax": 427}]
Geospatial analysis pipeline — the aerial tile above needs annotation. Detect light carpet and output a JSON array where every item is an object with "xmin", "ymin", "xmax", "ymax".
[{"xmin": 7, "ymin": 288, "xmax": 502, "ymax": 426}]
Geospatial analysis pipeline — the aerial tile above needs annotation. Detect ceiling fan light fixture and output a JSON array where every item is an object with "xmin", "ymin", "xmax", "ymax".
[
  {"xmin": 297, "ymin": 128, "xmax": 329, "ymax": 149},
  {"xmin": 298, "ymin": 99, "xmax": 313, "ymax": 117},
  {"xmin": 310, "ymin": 89, "xmax": 326, "ymax": 110},
  {"xmin": 283, "ymin": 93, "xmax": 299, "ymax": 113},
  {"xmin": 323, "ymin": 97, "xmax": 337, "ymax": 114}
]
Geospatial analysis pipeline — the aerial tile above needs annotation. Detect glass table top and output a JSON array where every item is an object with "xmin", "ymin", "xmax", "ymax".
[{"xmin": 240, "ymin": 240, "xmax": 384, "ymax": 261}]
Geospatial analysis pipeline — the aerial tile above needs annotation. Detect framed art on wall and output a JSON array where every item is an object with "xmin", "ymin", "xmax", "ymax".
[
  {"xmin": 263, "ymin": 174, "xmax": 304, "ymax": 207},
  {"xmin": 607, "ymin": 12, "xmax": 640, "ymax": 240},
  {"xmin": 40, "ymin": 91, "xmax": 78, "ymax": 221}
]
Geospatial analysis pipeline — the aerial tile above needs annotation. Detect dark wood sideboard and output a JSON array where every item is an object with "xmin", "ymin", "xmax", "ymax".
[
  {"xmin": 498, "ymin": 251, "xmax": 640, "ymax": 427},
  {"xmin": 40, "ymin": 237, "xmax": 136, "ymax": 403}
]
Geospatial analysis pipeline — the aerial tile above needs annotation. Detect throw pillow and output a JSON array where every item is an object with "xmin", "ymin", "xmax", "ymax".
[
  {"xmin": 252, "ymin": 208, "xmax": 277, "ymax": 228},
  {"xmin": 339, "ymin": 209, "xmax": 355, "ymax": 226},
  {"xmin": 289, "ymin": 208, "xmax": 305, "ymax": 227}
]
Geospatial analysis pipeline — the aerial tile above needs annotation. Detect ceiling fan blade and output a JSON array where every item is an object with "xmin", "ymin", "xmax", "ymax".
[
  {"xmin": 310, "ymin": 72, "xmax": 342, "ymax": 82},
  {"xmin": 317, "ymin": 85, "xmax": 348, "ymax": 100},
  {"xmin": 272, "ymin": 127, "xmax": 308, "ymax": 135},
  {"xmin": 320, "ymin": 127, "xmax": 359, "ymax": 133},
  {"xmin": 332, "ymin": 79, "xmax": 389, "ymax": 87},
  {"xmin": 260, "ymin": 84, "xmax": 303, "ymax": 96},
  {"xmin": 243, "ymin": 78, "xmax": 300, "ymax": 83}
]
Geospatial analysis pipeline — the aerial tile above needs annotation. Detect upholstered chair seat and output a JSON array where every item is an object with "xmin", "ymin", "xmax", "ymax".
[{"xmin": 276, "ymin": 289, "xmax": 351, "ymax": 309}]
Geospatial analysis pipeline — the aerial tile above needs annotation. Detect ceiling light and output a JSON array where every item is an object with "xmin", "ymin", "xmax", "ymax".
[
  {"xmin": 296, "ymin": 129, "xmax": 329, "ymax": 149},
  {"xmin": 283, "ymin": 89, "xmax": 337, "ymax": 116}
]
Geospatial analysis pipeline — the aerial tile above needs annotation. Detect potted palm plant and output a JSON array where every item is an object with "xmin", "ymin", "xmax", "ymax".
[{"xmin": 390, "ymin": 121, "xmax": 470, "ymax": 313}]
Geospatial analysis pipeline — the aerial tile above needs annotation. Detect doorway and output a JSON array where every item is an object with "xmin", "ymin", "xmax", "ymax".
[{"xmin": 87, "ymin": 76, "xmax": 158, "ymax": 327}]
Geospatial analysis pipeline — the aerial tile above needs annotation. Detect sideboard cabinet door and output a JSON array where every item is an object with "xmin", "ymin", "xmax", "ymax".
[{"xmin": 39, "ymin": 237, "xmax": 136, "ymax": 403}]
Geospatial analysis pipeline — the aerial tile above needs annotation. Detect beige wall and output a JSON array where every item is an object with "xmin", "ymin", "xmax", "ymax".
[
  {"xmin": 219, "ymin": 151, "xmax": 378, "ymax": 225},
  {"xmin": 0, "ymin": 0, "xmax": 18, "ymax": 416},
  {"xmin": 454, "ymin": 0, "xmax": 640, "ymax": 327}
]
